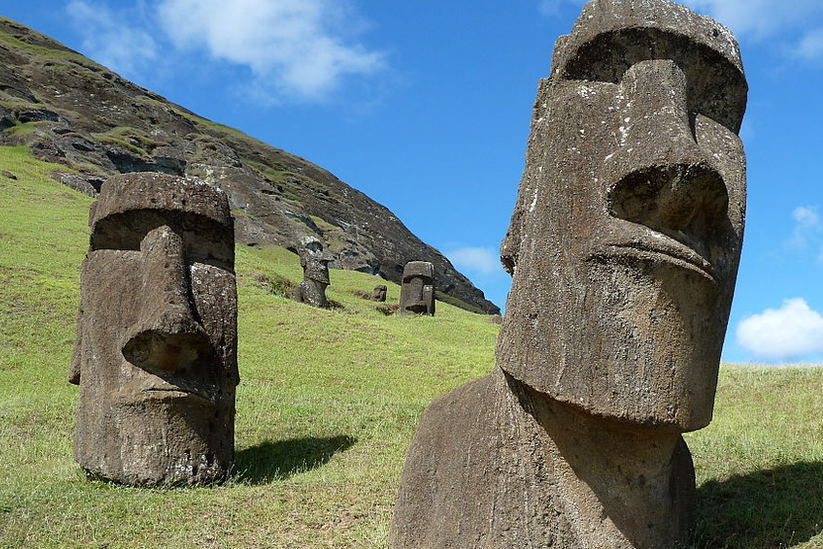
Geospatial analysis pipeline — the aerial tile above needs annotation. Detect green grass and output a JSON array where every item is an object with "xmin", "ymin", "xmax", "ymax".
[
  {"xmin": 1, "ymin": 120, "xmax": 46, "ymax": 138},
  {"xmin": 0, "ymin": 144, "xmax": 821, "ymax": 548},
  {"xmin": 687, "ymin": 366, "xmax": 823, "ymax": 549},
  {"xmin": 0, "ymin": 18, "xmax": 87, "ymax": 61},
  {"xmin": 92, "ymin": 127, "xmax": 160, "ymax": 159}
]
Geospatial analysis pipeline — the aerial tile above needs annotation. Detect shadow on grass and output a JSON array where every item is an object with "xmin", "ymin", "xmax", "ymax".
[
  {"xmin": 234, "ymin": 435, "xmax": 356, "ymax": 484},
  {"xmin": 693, "ymin": 461, "xmax": 823, "ymax": 549}
]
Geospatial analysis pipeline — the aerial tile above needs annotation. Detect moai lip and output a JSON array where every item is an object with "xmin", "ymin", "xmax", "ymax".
[{"xmin": 70, "ymin": 173, "xmax": 238, "ymax": 486}]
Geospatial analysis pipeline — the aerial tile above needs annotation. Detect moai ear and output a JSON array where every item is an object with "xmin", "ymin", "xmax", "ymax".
[
  {"xmin": 69, "ymin": 306, "xmax": 83, "ymax": 385},
  {"xmin": 500, "ymin": 208, "xmax": 521, "ymax": 276},
  {"xmin": 87, "ymin": 201, "xmax": 97, "ymax": 230}
]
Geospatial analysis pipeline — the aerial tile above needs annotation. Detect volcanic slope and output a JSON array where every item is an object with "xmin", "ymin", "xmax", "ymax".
[{"xmin": 0, "ymin": 16, "xmax": 500, "ymax": 314}]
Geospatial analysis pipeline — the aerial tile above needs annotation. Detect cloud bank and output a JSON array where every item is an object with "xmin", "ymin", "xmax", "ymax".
[
  {"xmin": 541, "ymin": 0, "xmax": 823, "ymax": 62},
  {"xmin": 736, "ymin": 298, "xmax": 823, "ymax": 361},
  {"xmin": 681, "ymin": 0, "xmax": 823, "ymax": 39},
  {"xmin": 64, "ymin": 0, "xmax": 386, "ymax": 102},
  {"xmin": 156, "ymin": 0, "xmax": 386, "ymax": 101}
]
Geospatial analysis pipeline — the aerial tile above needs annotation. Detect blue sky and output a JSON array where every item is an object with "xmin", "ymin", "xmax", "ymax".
[{"xmin": 3, "ymin": 0, "xmax": 823, "ymax": 363}]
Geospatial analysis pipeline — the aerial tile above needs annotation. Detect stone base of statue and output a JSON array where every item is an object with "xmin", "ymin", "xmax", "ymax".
[{"xmin": 390, "ymin": 367, "xmax": 696, "ymax": 548}]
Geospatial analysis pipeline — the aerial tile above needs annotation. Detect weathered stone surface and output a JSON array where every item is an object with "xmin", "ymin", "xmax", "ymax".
[
  {"xmin": 292, "ymin": 236, "xmax": 333, "ymax": 308},
  {"xmin": 70, "ymin": 172, "xmax": 238, "ymax": 486},
  {"xmin": 399, "ymin": 261, "xmax": 435, "ymax": 316},
  {"xmin": 391, "ymin": 0, "xmax": 746, "ymax": 547},
  {"xmin": 392, "ymin": 368, "xmax": 696, "ymax": 548},
  {"xmin": 0, "ymin": 107, "xmax": 14, "ymax": 131},
  {"xmin": 372, "ymin": 284, "xmax": 387, "ymax": 302},
  {"xmin": 56, "ymin": 171, "xmax": 99, "ymax": 196}
]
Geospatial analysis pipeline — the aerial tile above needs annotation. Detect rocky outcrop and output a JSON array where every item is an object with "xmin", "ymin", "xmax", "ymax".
[{"xmin": 0, "ymin": 16, "xmax": 500, "ymax": 314}]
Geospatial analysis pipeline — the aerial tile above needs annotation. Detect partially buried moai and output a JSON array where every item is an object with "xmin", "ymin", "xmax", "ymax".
[
  {"xmin": 293, "ymin": 236, "xmax": 333, "ymax": 308},
  {"xmin": 391, "ymin": 0, "xmax": 747, "ymax": 547},
  {"xmin": 399, "ymin": 261, "xmax": 435, "ymax": 316},
  {"xmin": 70, "ymin": 173, "xmax": 239, "ymax": 486},
  {"xmin": 372, "ymin": 284, "xmax": 388, "ymax": 302}
]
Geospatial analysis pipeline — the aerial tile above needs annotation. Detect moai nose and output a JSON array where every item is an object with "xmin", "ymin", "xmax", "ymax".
[
  {"xmin": 122, "ymin": 225, "xmax": 211, "ymax": 374},
  {"xmin": 605, "ymin": 59, "xmax": 728, "ymax": 251}
]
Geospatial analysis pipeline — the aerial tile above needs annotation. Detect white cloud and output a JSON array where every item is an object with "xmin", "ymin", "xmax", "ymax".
[
  {"xmin": 793, "ymin": 205, "xmax": 821, "ymax": 228},
  {"xmin": 156, "ymin": 0, "xmax": 386, "ymax": 101},
  {"xmin": 65, "ymin": 0, "xmax": 159, "ymax": 78},
  {"xmin": 738, "ymin": 116, "xmax": 756, "ymax": 143},
  {"xmin": 794, "ymin": 27, "xmax": 823, "ymax": 61},
  {"xmin": 679, "ymin": 0, "xmax": 817, "ymax": 38},
  {"xmin": 447, "ymin": 247, "xmax": 500, "ymax": 275},
  {"xmin": 543, "ymin": 0, "xmax": 823, "ymax": 61},
  {"xmin": 687, "ymin": 2, "xmax": 823, "ymax": 61},
  {"xmin": 736, "ymin": 298, "xmax": 823, "ymax": 361},
  {"xmin": 786, "ymin": 205, "xmax": 822, "ymax": 252},
  {"xmin": 538, "ymin": 0, "xmax": 563, "ymax": 16}
]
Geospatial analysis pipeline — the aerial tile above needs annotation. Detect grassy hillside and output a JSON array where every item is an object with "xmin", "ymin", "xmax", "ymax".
[
  {"xmin": 0, "ymin": 15, "xmax": 501, "ymax": 315},
  {"xmin": 0, "ymin": 145, "xmax": 821, "ymax": 548}
]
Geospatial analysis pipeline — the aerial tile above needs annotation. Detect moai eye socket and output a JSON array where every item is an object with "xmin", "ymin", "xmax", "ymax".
[
  {"xmin": 560, "ymin": 28, "xmax": 747, "ymax": 133},
  {"xmin": 178, "ymin": 215, "xmax": 234, "ymax": 271},
  {"xmin": 90, "ymin": 211, "xmax": 156, "ymax": 251},
  {"xmin": 91, "ymin": 211, "xmax": 234, "ymax": 270}
]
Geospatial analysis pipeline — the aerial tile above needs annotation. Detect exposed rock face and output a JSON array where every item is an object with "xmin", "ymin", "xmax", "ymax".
[
  {"xmin": 372, "ymin": 284, "xmax": 388, "ymax": 302},
  {"xmin": 70, "ymin": 173, "xmax": 239, "ymax": 486},
  {"xmin": 0, "ymin": 16, "xmax": 499, "ymax": 315},
  {"xmin": 399, "ymin": 261, "xmax": 436, "ymax": 316},
  {"xmin": 293, "ymin": 235, "xmax": 333, "ymax": 308},
  {"xmin": 391, "ymin": 1, "xmax": 747, "ymax": 547}
]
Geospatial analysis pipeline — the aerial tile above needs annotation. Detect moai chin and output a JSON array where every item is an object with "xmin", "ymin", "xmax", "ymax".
[
  {"xmin": 399, "ymin": 261, "xmax": 435, "ymax": 316},
  {"xmin": 391, "ymin": 1, "xmax": 747, "ymax": 547},
  {"xmin": 294, "ymin": 236, "xmax": 333, "ymax": 308},
  {"xmin": 70, "ymin": 173, "xmax": 239, "ymax": 486}
]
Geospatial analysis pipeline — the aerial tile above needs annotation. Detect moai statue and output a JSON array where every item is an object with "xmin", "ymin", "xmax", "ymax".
[
  {"xmin": 391, "ymin": 1, "xmax": 747, "ymax": 547},
  {"xmin": 372, "ymin": 284, "xmax": 388, "ymax": 302},
  {"xmin": 399, "ymin": 261, "xmax": 435, "ymax": 316},
  {"xmin": 293, "ymin": 236, "xmax": 333, "ymax": 308},
  {"xmin": 70, "ymin": 173, "xmax": 239, "ymax": 486}
]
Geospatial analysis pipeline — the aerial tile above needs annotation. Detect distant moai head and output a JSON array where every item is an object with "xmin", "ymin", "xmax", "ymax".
[
  {"xmin": 372, "ymin": 284, "xmax": 388, "ymax": 302},
  {"xmin": 70, "ymin": 173, "xmax": 238, "ymax": 485},
  {"xmin": 400, "ymin": 261, "xmax": 436, "ymax": 315},
  {"xmin": 295, "ymin": 236, "xmax": 333, "ymax": 308},
  {"xmin": 299, "ymin": 236, "xmax": 333, "ymax": 286},
  {"xmin": 497, "ymin": 0, "xmax": 747, "ymax": 432}
]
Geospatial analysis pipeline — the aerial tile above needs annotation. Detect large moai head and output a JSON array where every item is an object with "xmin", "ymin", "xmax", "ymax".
[
  {"xmin": 400, "ymin": 261, "xmax": 436, "ymax": 316},
  {"xmin": 497, "ymin": 0, "xmax": 747, "ymax": 432},
  {"xmin": 70, "ymin": 173, "xmax": 238, "ymax": 485}
]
